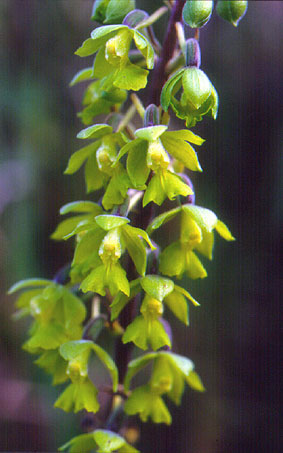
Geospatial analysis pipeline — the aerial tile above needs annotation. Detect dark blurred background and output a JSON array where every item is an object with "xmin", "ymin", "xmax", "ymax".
[{"xmin": 0, "ymin": 1, "xmax": 281, "ymax": 452}]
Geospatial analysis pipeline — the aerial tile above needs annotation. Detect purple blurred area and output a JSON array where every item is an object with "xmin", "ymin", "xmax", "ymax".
[{"xmin": 0, "ymin": 1, "xmax": 281, "ymax": 451}]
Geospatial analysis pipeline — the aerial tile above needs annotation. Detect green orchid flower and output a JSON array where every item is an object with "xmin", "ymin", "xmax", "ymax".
[
  {"xmin": 64, "ymin": 124, "xmax": 131, "ymax": 210},
  {"xmin": 124, "ymin": 351, "xmax": 205, "ymax": 424},
  {"xmin": 115, "ymin": 124, "xmax": 204, "ymax": 206},
  {"xmin": 8, "ymin": 279, "xmax": 86, "ymax": 355},
  {"xmin": 75, "ymin": 23, "xmax": 154, "ymax": 91},
  {"xmin": 75, "ymin": 214, "xmax": 155, "ymax": 297},
  {"xmin": 118, "ymin": 275, "xmax": 199, "ymax": 350},
  {"xmin": 54, "ymin": 340, "xmax": 118, "ymax": 414},
  {"xmin": 70, "ymin": 73, "xmax": 127, "ymax": 125},
  {"xmin": 147, "ymin": 204, "xmax": 235, "ymax": 279},
  {"xmin": 161, "ymin": 66, "xmax": 218, "ymax": 128}
]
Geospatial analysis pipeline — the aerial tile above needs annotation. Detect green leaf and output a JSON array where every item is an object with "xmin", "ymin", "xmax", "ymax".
[
  {"xmin": 127, "ymin": 140, "xmax": 149, "ymax": 188},
  {"xmin": 95, "ymin": 214, "xmax": 129, "ymax": 230},
  {"xmin": 124, "ymin": 352, "xmax": 157, "ymax": 391},
  {"xmin": 124, "ymin": 384, "xmax": 172, "ymax": 424},
  {"xmin": 54, "ymin": 378, "xmax": 99, "ymax": 413},
  {"xmin": 77, "ymin": 124, "xmax": 112, "ymax": 140},
  {"xmin": 163, "ymin": 290, "xmax": 189, "ymax": 325},
  {"xmin": 60, "ymin": 201, "xmax": 103, "ymax": 216},
  {"xmin": 8, "ymin": 278, "xmax": 50, "ymax": 294},
  {"xmin": 163, "ymin": 129, "xmax": 204, "ymax": 146},
  {"xmin": 114, "ymin": 64, "xmax": 149, "ymax": 91},
  {"xmin": 64, "ymin": 142, "xmax": 99, "ymax": 175},
  {"xmin": 215, "ymin": 219, "xmax": 235, "ymax": 241},
  {"xmin": 160, "ymin": 69, "xmax": 185, "ymax": 111},
  {"xmin": 133, "ymin": 30, "xmax": 154, "ymax": 69},
  {"xmin": 141, "ymin": 275, "xmax": 174, "ymax": 302},
  {"xmin": 174, "ymin": 284, "xmax": 200, "ymax": 307},
  {"xmin": 182, "ymin": 204, "xmax": 218, "ymax": 232},
  {"xmin": 186, "ymin": 370, "xmax": 205, "ymax": 392},
  {"xmin": 146, "ymin": 207, "xmax": 181, "ymax": 235},
  {"xmin": 135, "ymin": 125, "xmax": 167, "ymax": 142},
  {"xmin": 69, "ymin": 68, "xmax": 94, "ymax": 87},
  {"xmin": 161, "ymin": 135, "xmax": 202, "ymax": 172}
]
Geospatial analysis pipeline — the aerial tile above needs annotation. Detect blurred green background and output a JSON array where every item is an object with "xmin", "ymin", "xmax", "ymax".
[{"xmin": 0, "ymin": 1, "xmax": 281, "ymax": 451}]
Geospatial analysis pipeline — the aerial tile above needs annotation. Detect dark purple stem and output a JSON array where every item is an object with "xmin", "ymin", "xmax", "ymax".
[
  {"xmin": 115, "ymin": 0, "xmax": 186, "ymax": 386},
  {"xmin": 148, "ymin": 0, "xmax": 186, "ymax": 106}
]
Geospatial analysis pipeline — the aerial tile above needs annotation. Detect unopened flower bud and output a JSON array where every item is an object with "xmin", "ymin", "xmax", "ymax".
[
  {"xmin": 216, "ymin": 1, "xmax": 248, "ymax": 27},
  {"xmin": 144, "ymin": 104, "xmax": 160, "ymax": 127},
  {"xmin": 91, "ymin": 0, "xmax": 136, "ymax": 25},
  {"xmin": 185, "ymin": 38, "xmax": 201, "ymax": 68},
  {"xmin": 183, "ymin": 0, "xmax": 213, "ymax": 29},
  {"xmin": 122, "ymin": 9, "xmax": 148, "ymax": 28}
]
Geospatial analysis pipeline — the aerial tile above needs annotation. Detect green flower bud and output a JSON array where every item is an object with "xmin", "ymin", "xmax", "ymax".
[
  {"xmin": 182, "ymin": 67, "xmax": 211, "ymax": 110},
  {"xmin": 144, "ymin": 104, "xmax": 160, "ymax": 128},
  {"xmin": 147, "ymin": 139, "xmax": 170, "ymax": 171},
  {"xmin": 91, "ymin": 0, "xmax": 135, "ymax": 25},
  {"xmin": 216, "ymin": 1, "xmax": 248, "ymax": 27},
  {"xmin": 183, "ymin": 0, "xmax": 213, "ymax": 29},
  {"xmin": 185, "ymin": 38, "xmax": 201, "ymax": 68}
]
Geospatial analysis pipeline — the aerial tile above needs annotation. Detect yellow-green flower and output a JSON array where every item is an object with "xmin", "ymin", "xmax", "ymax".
[
  {"xmin": 115, "ymin": 124, "xmax": 204, "ymax": 206},
  {"xmin": 75, "ymin": 24, "xmax": 154, "ymax": 91},
  {"xmin": 147, "ymin": 204, "xmax": 235, "ymax": 279}
]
